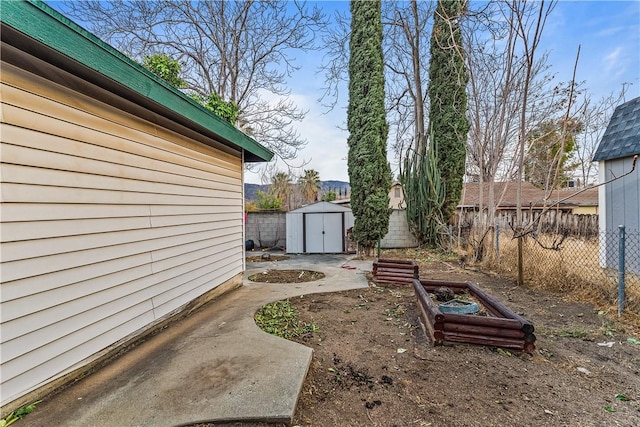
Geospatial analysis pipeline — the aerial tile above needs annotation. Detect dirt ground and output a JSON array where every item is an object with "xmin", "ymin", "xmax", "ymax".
[
  {"xmin": 246, "ymin": 255, "xmax": 290, "ymax": 263},
  {"xmin": 284, "ymin": 256, "xmax": 640, "ymax": 427},
  {"xmin": 203, "ymin": 252, "xmax": 640, "ymax": 427},
  {"xmin": 248, "ymin": 269, "xmax": 325, "ymax": 283}
]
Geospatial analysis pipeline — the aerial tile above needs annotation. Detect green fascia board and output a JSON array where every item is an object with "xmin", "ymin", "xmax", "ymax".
[{"xmin": 1, "ymin": 0, "xmax": 274, "ymax": 162}]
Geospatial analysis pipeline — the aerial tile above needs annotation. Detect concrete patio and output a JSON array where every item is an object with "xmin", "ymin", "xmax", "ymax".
[{"xmin": 22, "ymin": 254, "xmax": 370, "ymax": 426}]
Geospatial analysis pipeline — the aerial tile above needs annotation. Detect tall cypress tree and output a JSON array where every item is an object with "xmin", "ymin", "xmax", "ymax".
[
  {"xmin": 347, "ymin": 0, "xmax": 392, "ymax": 255},
  {"xmin": 428, "ymin": 0, "xmax": 469, "ymax": 221}
]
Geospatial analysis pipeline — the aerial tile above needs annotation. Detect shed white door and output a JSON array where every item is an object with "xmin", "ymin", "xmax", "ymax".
[{"xmin": 304, "ymin": 213, "xmax": 343, "ymax": 253}]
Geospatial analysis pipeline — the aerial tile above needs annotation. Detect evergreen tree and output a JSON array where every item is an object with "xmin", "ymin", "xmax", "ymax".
[
  {"xmin": 347, "ymin": 0, "xmax": 392, "ymax": 255},
  {"xmin": 428, "ymin": 0, "xmax": 469, "ymax": 221},
  {"xmin": 525, "ymin": 119, "xmax": 582, "ymax": 189}
]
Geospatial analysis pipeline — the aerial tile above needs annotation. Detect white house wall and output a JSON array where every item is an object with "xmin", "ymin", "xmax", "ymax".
[{"xmin": 0, "ymin": 62, "xmax": 244, "ymax": 405}]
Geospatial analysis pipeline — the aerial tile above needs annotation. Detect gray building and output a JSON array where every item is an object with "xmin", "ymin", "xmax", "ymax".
[{"xmin": 593, "ymin": 97, "xmax": 640, "ymax": 273}]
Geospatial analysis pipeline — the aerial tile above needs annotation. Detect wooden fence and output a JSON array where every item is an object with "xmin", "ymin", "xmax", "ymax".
[{"xmin": 453, "ymin": 210, "xmax": 599, "ymax": 240}]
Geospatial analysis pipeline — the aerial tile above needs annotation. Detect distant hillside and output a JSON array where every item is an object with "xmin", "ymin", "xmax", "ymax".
[
  {"xmin": 244, "ymin": 183, "xmax": 269, "ymax": 201},
  {"xmin": 320, "ymin": 180, "xmax": 351, "ymax": 194},
  {"xmin": 244, "ymin": 180, "xmax": 350, "ymax": 201}
]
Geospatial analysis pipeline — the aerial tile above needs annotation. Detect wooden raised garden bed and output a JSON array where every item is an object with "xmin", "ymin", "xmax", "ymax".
[
  {"xmin": 373, "ymin": 258, "xmax": 419, "ymax": 284},
  {"xmin": 413, "ymin": 278, "xmax": 536, "ymax": 352}
]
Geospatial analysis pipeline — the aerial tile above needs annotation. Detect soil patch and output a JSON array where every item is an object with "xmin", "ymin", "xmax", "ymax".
[
  {"xmin": 286, "ymin": 261, "xmax": 640, "ymax": 427},
  {"xmin": 246, "ymin": 255, "xmax": 290, "ymax": 263},
  {"xmin": 247, "ymin": 269, "xmax": 325, "ymax": 283},
  {"xmin": 199, "ymin": 253, "xmax": 640, "ymax": 427}
]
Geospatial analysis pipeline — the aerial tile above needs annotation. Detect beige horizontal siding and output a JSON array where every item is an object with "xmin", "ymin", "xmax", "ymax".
[
  {"xmin": 2, "ymin": 213, "xmax": 239, "ymax": 243},
  {"xmin": 2, "ymin": 307, "xmax": 157, "ymax": 404},
  {"xmin": 1, "ymin": 124, "xmax": 241, "ymax": 186},
  {"xmin": 0, "ymin": 203, "xmax": 239, "ymax": 222},
  {"xmin": 1, "ymin": 64, "xmax": 241, "ymax": 169},
  {"xmin": 2, "ymin": 254, "xmax": 242, "ymax": 368},
  {"xmin": 1, "ymin": 142, "xmax": 241, "ymax": 192},
  {"xmin": 0, "ymin": 61, "xmax": 246, "ymax": 405},
  {"xmin": 1, "ymin": 226, "xmax": 241, "ymax": 282},
  {"xmin": 1, "ymin": 163, "xmax": 241, "ymax": 201},
  {"xmin": 2, "ymin": 241, "xmax": 239, "ymax": 338}
]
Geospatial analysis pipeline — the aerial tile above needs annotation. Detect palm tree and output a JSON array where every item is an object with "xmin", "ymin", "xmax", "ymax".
[
  {"xmin": 270, "ymin": 171, "xmax": 293, "ymax": 209},
  {"xmin": 298, "ymin": 169, "xmax": 320, "ymax": 204}
]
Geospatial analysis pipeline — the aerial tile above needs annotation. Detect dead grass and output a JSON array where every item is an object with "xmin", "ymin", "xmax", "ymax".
[
  {"xmin": 489, "ymin": 233, "xmax": 640, "ymax": 333},
  {"xmin": 382, "ymin": 235, "xmax": 640, "ymax": 334}
]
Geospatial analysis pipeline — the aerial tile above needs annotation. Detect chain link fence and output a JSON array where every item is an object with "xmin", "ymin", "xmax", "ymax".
[{"xmin": 454, "ymin": 226, "xmax": 640, "ymax": 315}]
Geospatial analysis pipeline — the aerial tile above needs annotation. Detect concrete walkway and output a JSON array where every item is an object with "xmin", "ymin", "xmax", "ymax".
[{"xmin": 24, "ymin": 254, "xmax": 370, "ymax": 426}]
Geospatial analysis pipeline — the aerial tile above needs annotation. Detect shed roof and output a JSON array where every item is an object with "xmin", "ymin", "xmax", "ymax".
[
  {"xmin": 289, "ymin": 201, "xmax": 352, "ymax": 214},
  {"xmin": 593, "ymin": 97, "xmax": 640, "ymax": 162},
  {"xmin": 0, "ymin": 0, "xmax": 273, "ymax": 162}
]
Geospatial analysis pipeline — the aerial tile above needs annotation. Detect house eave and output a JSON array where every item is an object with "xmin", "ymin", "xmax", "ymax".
[{"xmin": 1, "ymin": 0, "xmax": 273, "ymax": 163}]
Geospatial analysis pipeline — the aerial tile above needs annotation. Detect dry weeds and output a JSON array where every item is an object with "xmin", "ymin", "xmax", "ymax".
[{"xmin": 486, "ymin": 233, "xmax": 640, "ymax": 334}]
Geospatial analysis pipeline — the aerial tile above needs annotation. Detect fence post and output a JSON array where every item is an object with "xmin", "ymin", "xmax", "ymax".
[
  {"xmin": 449, "ymin": 224, "xmax": 453, "ymax": 254},
  {"xmin": 517, "ymin": 235, "xmax": 523, "ymax": 286},
  {"xmin": 495, "ymin": 223, "xmax": 500, "ymax": 264},
  {"xmin": 618, "ymin": 225, "xmax": 626, "ymax": 317}
]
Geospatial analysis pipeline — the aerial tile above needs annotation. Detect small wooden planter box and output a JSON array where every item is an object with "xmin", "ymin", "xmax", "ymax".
[
  {"xmin": 373, "ymin": 258, "xmax": 419, "ymax": 284},
  {"xmin": 413, "ymin": 279, "xmax": 536, "ymax": 352}
]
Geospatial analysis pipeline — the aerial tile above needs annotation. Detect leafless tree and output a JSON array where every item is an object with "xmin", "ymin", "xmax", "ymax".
[
  {"xmin": 505, "ymin": 0, "xmax": 557, "ymax": 231},
  {"xmin": 460, "ymin": 0, "xmax": 584, "ymax": 262},
  {"xmin": 571, "ymin": 83, "xmax": 631, "ymax": 187},
  {"xmin": 63, "ymin": 0, "xmax": 326, "ymax": 164},
  {"xmin": 383, "ymin": 0, "xmax": 435, "ymax": 159}
]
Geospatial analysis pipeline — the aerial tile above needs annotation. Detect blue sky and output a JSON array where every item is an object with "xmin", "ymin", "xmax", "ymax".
[
  {"xmin": 252, "ymin": 1, "xmax": 640, "ymax": 184},
  {"xmin": 46, "ymin": 1, "xmax": 640, "ymax": 184},
  {"xmin": 246, "ymin": 0, "xmax": 640, "ymax": 183}
]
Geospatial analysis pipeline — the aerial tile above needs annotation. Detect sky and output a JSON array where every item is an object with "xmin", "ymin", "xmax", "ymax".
[
  {"xmin": 46, "ymin": 1, "xmax": 640, "ymax": 185},
  {"xmin": 254, "ymin": 0, "xmax": 640, "ymax": 185}
]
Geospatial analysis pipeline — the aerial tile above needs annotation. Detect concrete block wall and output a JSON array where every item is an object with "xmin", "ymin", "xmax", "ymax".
[
  {"xmin": 245, "ymin": 212, "xmax": 286, "ymax": 249},
  {"xmin": 381, "ymin": 209, "xmax": 419, "ymax": 249}
]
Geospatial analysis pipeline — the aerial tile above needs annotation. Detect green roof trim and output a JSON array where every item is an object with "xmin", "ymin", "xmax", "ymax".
[{"xmin": 1, "ymin": 0, "xmax": 273, "ymax": 162}]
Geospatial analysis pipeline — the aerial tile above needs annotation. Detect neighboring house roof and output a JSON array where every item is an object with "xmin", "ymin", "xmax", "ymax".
[
  {"xmin": 1, "ymin": 0, "xmax": 273, "ymax": 162},
  {"xmin": 459, "ymin": 182, "xmax": 598, "ymax": 209},
  {"xmin": 593, "ymin": 97, "xmax": 640, "ymax": 162}
]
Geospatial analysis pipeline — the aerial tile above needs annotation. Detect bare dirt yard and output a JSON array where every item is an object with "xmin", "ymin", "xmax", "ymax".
[{"xmin": 211, "ymin": 250, "xmax": 640, "ymax": 427}]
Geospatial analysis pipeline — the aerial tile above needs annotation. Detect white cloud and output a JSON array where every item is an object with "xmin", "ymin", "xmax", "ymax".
[
  {"xmin": 245, "ymin": 91, "xmax": 350, "ymax": 184},
  {"xmin": 603, "ymin": 46, "xmax": 626, "ymax": 78}
]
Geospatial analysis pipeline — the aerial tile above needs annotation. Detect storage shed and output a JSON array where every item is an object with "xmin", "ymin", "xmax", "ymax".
[
  {"xmin": 286, "ymin": 202, "xmax": 354, "ymax": 253},
  {"xmin": 1, "ymin": 1, "xmax": 272, "ymax": 410},
  {"xmin": 593, "ymin": 96, "xmax": 640, "ymax": 273}
]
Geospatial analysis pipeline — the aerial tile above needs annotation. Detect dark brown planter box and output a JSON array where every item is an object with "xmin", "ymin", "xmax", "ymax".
[
  {"xmin": 373, "ymin": 258, "xmax": 419, "ymax": 284},
  {"xmin": 413, "ymin": 278, "xmax": 536, "ymax": 352}
]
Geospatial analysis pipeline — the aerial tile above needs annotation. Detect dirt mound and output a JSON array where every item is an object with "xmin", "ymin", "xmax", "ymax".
[{"xmin": 248, "ymin": 269, "xmax": 325, "ymax": 283}]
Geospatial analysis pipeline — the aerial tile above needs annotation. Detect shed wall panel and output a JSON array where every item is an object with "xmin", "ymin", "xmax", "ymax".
[
  {"xmin": 285, "ymin": 204, "xmax": 354, "ymax": 254},
  {"xmin": 599, "ymin": 157, "xmax": 640, "ymax": 273},
  {"xmin": 0, "ymin": 63, "xmax": 245, "ymax": 405},
  {"xmin": 285, "ymin": 213, "xmax": 304, "ymax": 253}
]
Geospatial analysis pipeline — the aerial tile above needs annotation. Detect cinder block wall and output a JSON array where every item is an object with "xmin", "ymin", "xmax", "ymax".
[
  {"xmin": 381, "ymin": 210, "xmax": 419, "ymax": 249},
  {"xmin": 245, "ymin": 212, "xmax": 286, "ymax": 249}
]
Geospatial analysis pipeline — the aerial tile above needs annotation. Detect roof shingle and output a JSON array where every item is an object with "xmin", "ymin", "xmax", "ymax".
[
  {"xmin": 459, "ymin": 182, "xmax": 598, "ymax": 209},
  {"xmin": 593, "ymin": 97, "xmax": 640, "ymax": 162}
]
